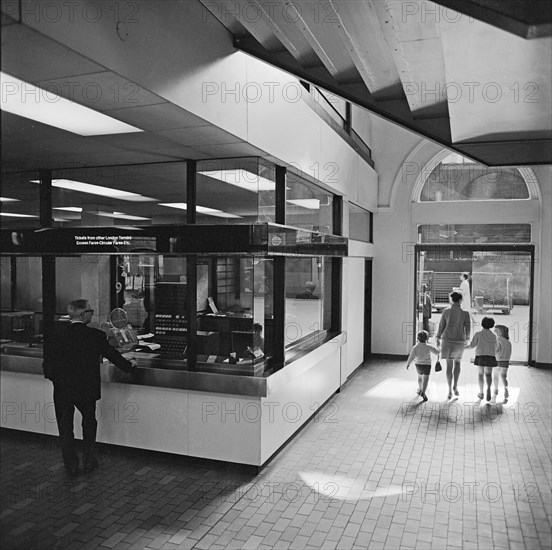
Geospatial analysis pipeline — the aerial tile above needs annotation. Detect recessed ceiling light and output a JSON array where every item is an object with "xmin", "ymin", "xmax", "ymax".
[
  {"xmin": 202, "ymin": 212, "xmax": 242, "ymax": 218},
  {"xmin": 159, "ymin": 202, "xmax": 189, "ymax": 210},
  {"xmin": 0, "ymin": 212, "xmax": 37, "ymax": 218},
  {"xmin": 159, "ymin": 202, "xmax": 242, "ymax": 218},
  {"xmin": 31, "ymin": 179, "xmax": 156, "ymax": 202},
  {"xmin": 0, "ymin": 71, "xmax": 143, "ymax": 136},
  {"xmin": 198, "ymin": 169, "xmax": 275, "ymax": 193},
  {"xmin": 53, "ymin": 206, "xmax": 83, "ymax": 212},
  {"xmin": 196, "ymin": 205, "xmax": 224, "ymax": 214},
  {"xmin": 287, "ymin": 199, "xmax": 321, "ymax": 209},
  {"xmin": 0, "ymin": 197, "xmax": 20, "ymax": 202},
  {"xmin": 99, "ymin": 211, "xmax": 151, "ymax": 221}
]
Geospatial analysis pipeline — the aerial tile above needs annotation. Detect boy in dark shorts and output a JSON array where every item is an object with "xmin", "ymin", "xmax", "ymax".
[{"xmin": 406, "ymin": 331, "xmax": 440, "ymax": 401}]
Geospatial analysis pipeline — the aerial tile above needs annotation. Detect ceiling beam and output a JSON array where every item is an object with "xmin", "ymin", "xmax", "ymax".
[
  {"xmin": 234, "ymin": 35, "xmax": 552, "ymax": 166},
  {"xmin": 326, "ymin": 0, "xmax": 404, "ymax": 99},
  {"xmin": 430, "ymin": 0, "xmax": 552, "ymax": 39},
  {"xmin": 374, "ymin": 0, "xmax": 450, "ymax": 119}
]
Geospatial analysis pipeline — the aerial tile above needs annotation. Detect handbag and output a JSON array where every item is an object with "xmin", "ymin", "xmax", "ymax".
[{"xmin": 435, "ymin": 359, "xmax": 442, "ymax": 372}]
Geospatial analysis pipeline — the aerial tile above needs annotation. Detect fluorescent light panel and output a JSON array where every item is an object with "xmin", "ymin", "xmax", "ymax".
[
  {"xmin": 0, "ymin": 212, "xmax": 37, "ymax": 218},
  {"xmin": 159, "ymin": 202, "xmax": 242, "ymax": 218},
  {"xmin": 53, "ymin": 206, "xmax": 82, "ymax": 212},
  {"xmin": 31, "ymin": 179, "xmax": 156, "ymax": 202},
  {"xmin": 54, "ymin": 206, "xmax": 149, "ymax": 220},
  {"xmin": 99, "ymin": 211, "xmax": 150, "ymax": 221},
  {"xmin": 0, "ymin": 72, "xmax": 142, "ymax": 136},
  {"xmin": 159, "ymin": 202, "xmax": 188, "ymax": 210},
  {"xmin": 203, "ymin": 211, "xmax": 242, "ymax": 219},
  {"xmin": 287, "ymin": 199, "xmax": 321, "ymax": 209},
  {"xmin": 198, "ymin": 169, "xmax": 275, "ymax": 193}
]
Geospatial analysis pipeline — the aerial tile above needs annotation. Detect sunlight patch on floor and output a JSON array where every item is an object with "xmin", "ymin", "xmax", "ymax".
[
  {"xmin": 363, "ymin": 377, "xmax": 520, "ymax": 405},
  {"xmin": 298, "ymin": 471, "xmax": 404, "ymax": 502}
]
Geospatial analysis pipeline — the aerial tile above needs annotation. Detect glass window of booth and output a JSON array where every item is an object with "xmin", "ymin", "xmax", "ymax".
[
  {"xmin": 284, "ymin": 256, "xmax": 333, "ymax": 354},
  {"xmin": 196, "ymin": 158, "xmax": 276, "ymax": 224},
  {"xmin": 50, "ymin": 163, "xmax": 188, "ymax": 227},
  {"xmin": 286, "ymin": 172, "xmax": 335, "ymax": 234},
  {"xmin": 2, "ymin": 241, "xmax": 339, "ymax": 375},
  {"xmin": 197, "ymin": 256, "xmax": 274, "ymax": 375},
  {"xmin": 49, "ymin": 252, "xmax": 276, "ymax": 374},
  {"xmin": 0, "ymin": 171, "xmax": 41, "ymax": 228},
  {"xmin": 348, "ymin": 203, "xmax": 372, "ymax": 242},
  {"xmin": 1, "ymin": 256, "xmax": 42, "ymax": 343}
]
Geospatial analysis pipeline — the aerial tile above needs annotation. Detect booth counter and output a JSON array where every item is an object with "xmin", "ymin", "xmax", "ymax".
[{"xmin": 1, "ymin": 333, "xmax": 345, "ymax": 466}]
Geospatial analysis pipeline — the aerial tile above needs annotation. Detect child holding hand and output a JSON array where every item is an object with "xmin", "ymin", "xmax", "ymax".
[
  {"xmin": 466, "ymin": 316, "xmax": 497, "ymax": 402},
  {"xmin": 493, "ymin": 324, "xmax": 512, "ymax": 403},
  {"xmin": 406, "ymin": 331, "xmax": 440, "ymax": 401}
]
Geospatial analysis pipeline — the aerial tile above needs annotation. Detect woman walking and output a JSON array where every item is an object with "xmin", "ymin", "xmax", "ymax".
[{"xmin": 436, "ymin": 291, "xmax": 471, "ymax": 399}]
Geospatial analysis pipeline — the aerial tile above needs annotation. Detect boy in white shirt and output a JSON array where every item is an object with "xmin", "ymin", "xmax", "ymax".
[{"xmin": 406, "ymin": 331, "xmax": 440, "ymax": 402}]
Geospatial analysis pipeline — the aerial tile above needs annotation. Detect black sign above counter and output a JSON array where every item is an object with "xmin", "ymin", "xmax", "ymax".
[{"xmin": 1, "ymin": 224, "xmax": 347, "ymax": 256}]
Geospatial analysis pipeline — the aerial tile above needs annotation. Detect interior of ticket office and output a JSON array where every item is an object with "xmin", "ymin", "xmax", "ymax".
[{"xmin": 1, "ymin": 158, "xmax": 348, "ymax": 374}]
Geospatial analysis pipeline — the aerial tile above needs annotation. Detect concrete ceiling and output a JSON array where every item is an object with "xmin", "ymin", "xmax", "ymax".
[
  {"xmin": 199, "ymin": 0, "xmax": 552, "ymax": 166},
  {"xmin": 0, "ymin": 12, "xmax": 266, "ymax": 173}
]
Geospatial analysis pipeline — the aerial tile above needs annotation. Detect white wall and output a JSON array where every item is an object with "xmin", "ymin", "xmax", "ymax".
[{"xmin": 342, "ymin": 256, "xmax": 365, "ymax": 378}]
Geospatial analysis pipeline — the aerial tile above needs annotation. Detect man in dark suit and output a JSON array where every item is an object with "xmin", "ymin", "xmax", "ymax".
[
  {"xmin": 43, "ymin": 299, "xmax": 137, "ymax": 477},
  {"xmin": 295, "ymin": 281, "xmax": 319, "ymax": 299}
]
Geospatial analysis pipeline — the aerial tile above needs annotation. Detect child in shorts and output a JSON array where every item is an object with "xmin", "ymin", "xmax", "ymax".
[
  {"xmin": 493, "ymin": 324, "xmax": 512, "ymax": 403},
  {"xmin": 406, "ymin": 331, "xmax": 440, "ymax": 401},
  {"xmin": 466, "ymin": 316, "xmax": 497, "ymax": 402}
]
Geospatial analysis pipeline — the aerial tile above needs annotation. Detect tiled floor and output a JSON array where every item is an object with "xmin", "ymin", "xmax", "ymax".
[{"xmin": 1, "ymin": 359, "xmax": 551, "ymax": 549}]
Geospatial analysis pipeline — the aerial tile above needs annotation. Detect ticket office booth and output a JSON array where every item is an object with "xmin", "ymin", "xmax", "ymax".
[{"xmin": 1, "ymin": 223, "xmax": 347, "ymax": 466}]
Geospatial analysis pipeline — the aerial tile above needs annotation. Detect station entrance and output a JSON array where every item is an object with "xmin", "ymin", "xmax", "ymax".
[{"xmin": 414, "ymin": 245, "xmax": 535, "ymax": 364}]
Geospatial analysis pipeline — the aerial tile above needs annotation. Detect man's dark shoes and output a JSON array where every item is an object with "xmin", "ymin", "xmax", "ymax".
[{"xmin": 82, "ymin": 458, "xmax": 99, "ymax": 474}]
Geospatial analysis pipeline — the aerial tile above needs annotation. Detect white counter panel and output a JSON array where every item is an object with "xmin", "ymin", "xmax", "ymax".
[
  {"xmin": 97, "ymin": 383, "xmax": 189, "ymax": 456},
  {"xmin": 1, "ymin": 371, "xmax": 47, "ymax": 433},
  {"xmin": 187, "ymin": 391, "xmax": 262, "ymax": 465},
  {"xmin": 260, "ymin": 346, "xmax": 341, "ymax": 464}
]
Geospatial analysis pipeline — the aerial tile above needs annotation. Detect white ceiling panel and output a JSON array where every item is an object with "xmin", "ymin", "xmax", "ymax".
[
  {"xmin": 103, "ymin": 103, "xmax": 209, "ymax": 132},
  {"xmin": 1, "ymin": 22, "xmax": 104, "ymax": 82},
  {"xmin": 35, "ymin": 71, "xmax": 166, "ymax": 113},
  {"xmin": 157, "ymin": 126, "xmax": 245, "ymax": 147}
]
